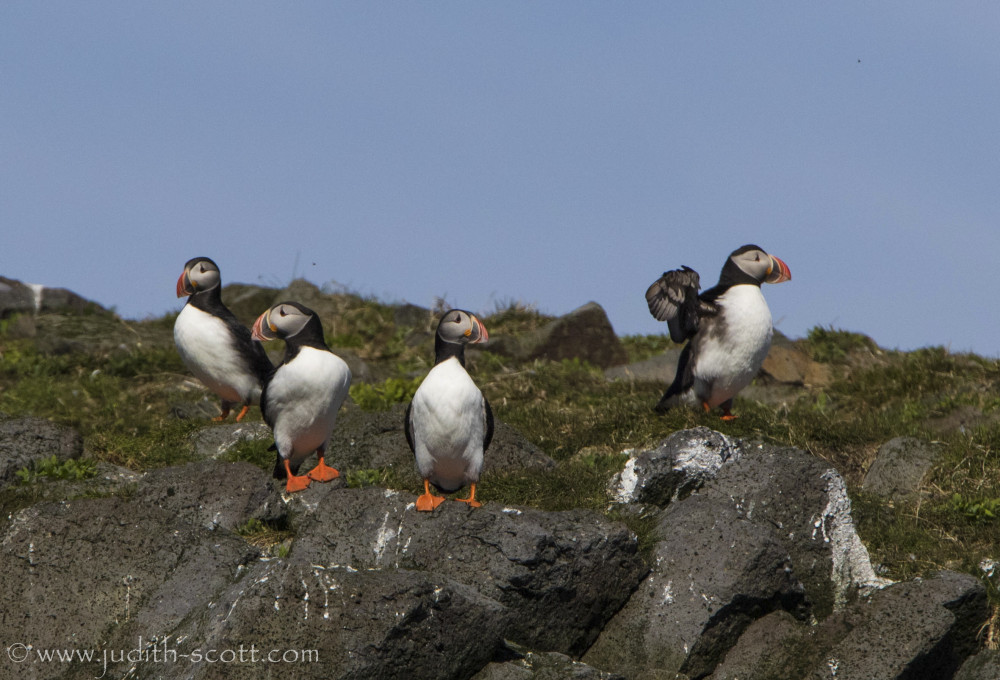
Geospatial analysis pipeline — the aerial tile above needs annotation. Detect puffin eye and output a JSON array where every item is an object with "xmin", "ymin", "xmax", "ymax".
[
  {"xmin": 279, "ymin": 307, "xmax": 287, "ymax": 317},
  {"xmin": 452, "ymin": 314, "xmax": 462, "ymax": 323}
]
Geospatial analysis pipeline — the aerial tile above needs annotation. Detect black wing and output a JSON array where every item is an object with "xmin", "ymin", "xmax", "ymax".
[
  {"xmin": 403, "ymin": 402, "xmax": 415, "ymax": 454},
  {"xmin": 645, "ymin": 266, "xmax": 717, "ymax": 343},
  {"xmin": 483, "ymin": 396, "xmax": 494, "ymax": 452}
]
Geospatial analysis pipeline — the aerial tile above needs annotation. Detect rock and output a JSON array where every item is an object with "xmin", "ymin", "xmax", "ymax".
[
  {"xmin": 393, "ymin": 303, "xmax": 433, "ymax": 329},
  {"xmin": 590, "ymin": 431, "xmax": 893, "ymax": 679},
  {"xmin": 0, "ymin": 276, "xmax": 36, "ymax": 317},
  {"xmin": 474, "ymin": 650, "xmax": 626, "ymax": 679},
  {"xmin": 187, "ymin": 421, "xmax": 273, "ymax": 460},
  {"xmin": 487, "ymin": 302, "xmax": 628, "ymax": 368},
  {"xmin": 814, "ymin": 571, "xmax": 987, "ymax": 680},
  {"xmin": 761, "ymin": 344, "xmax": 833, "ymax": 387},
  {"xmin": 956, "ymin": 649, "xmax": 1000, "ymax": 680},
  {"xmin": 133, "ymin": 461, "xmax": 286, "ymax": 531},
  {"xmin": 604, "ymin": 350, "xmax": 681, "ymax": 383},
  {"xmin": 154, "ymin": 553, "xmax": 509, "ymax": 680},
  {"xmin": 710, "ymin": 571, "xmax": 987, "ymax": 680},
  {"xmin": 608, "ymin": 427, "xmax": 742, "ymax": 507},
  {"xmin": 327, "ymin": 403, "xmax": 555, "ymax": 477},
  {"xmin": 583, "ymin": 495, "xmax": 807, "ymax": 679},
  {"xmin": 0, "ymin": 497, "xmax": 257, "ymax": 676},
  {"xmin": 711, "ymin": 441, "xmax": 890, "ymax": 616},
  {"xmin": 293, "ymin": 487, "xmax": 647, "ymax": 655},
  {"xmin": 862, "ymin": 437, "xmax": 941, "ymax": 501},
  {"xmin": 707, "ymin": 610, "xmax": 810, "ymax": 680},
  {"xmin": 0, "ymin": 276, "xmax": 107, "ymax": 318},
  {"xmin": 0, "ymin": 416, "xmax": 83, "ymax": 485}
]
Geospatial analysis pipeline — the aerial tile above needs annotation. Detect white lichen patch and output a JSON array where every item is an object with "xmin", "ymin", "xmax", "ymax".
[
  {"xmin": 373, "ymin": 512, "xmax": 396, "ymax": 562},
  {"xmin": 815, "ymin": 469, "xmax": 892, "ymax": 608},
  {"xmin": 610, "ymin": 457, "xmax": 640, "ymax": 503}
]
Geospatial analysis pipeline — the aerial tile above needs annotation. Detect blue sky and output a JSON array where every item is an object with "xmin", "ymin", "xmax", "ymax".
[{"xmin": 3, "ymin": 3, "xmax": 999, "ymax": 355}]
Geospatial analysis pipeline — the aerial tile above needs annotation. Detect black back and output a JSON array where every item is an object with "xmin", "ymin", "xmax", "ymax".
[{"xmin": 187, "ymin": 284, "xmax": 273, "ymax": 386}]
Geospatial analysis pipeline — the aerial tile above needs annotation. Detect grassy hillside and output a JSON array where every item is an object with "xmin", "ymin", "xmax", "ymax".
[{"xmin": 3, "ymin": 284, "xmax": 1000, "ymax": 639}]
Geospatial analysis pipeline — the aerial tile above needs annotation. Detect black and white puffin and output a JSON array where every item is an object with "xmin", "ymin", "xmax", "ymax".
[
  {"xmin": 174, "ymin": 257, "xmax": 273, "ymax": 422},
  {"xmin": 251, "ymin": 301, "xmax": 352, "ymax": 493},
  {"xmin": 645, "ymin": 244, "xmax": 791, "ymax": 420},
  {"xmin": 404, "ymin": 309, "xmax": 493, "ymax": 512}
]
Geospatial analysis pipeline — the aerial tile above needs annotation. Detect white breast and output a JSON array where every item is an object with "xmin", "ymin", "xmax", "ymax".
[
  {"xmin": 409, "ymin": 357, "xmax": 486, "ymax": 491},
  {"xmin": 174, "ymin": 304, "xmax": 260, "ymax": 404},
  {"xmin": 692, "ymin": 285, "xmax": 773, "ymax": 407},
  {"xmin": 267, "ymin": 347, "xmax": 352, "ymax": 466}
]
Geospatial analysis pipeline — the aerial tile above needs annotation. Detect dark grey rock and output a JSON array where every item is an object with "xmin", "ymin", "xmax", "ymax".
[
  {"xmin": 0, "ymin": 416, "xmax": 83, "ymax": 485},
  {"xmin": 486, "ymin": 302, "xmax": 628, "ymax": 368},
  {"xmin": 862, "ymin": 436, "xmax": 941, "ymax": 501},
  {"xmin": 583, "ymin": 495, "xmax": 807, "ymax": 679},
  {"xmin": 0, "ymin": 276, "xmax": 36, "ymax": 317},
  {"xmin": 393, "ymin": 303, "xmax": 433, "ymax": 329},
  {"xmin": 956, "ymin": 649, "xmax": 1000, "ymax": 680},
  {"xmin": 708, "ymin": 610, "xmax": 811, "ymax": 680},
  {"xmin": 187, "ymin": 422, "xmax": 273, "ymax": 460},
  {"xmin": 152, "ymin": 549, "xmax": 509, "ymax": 680},
  {"xmin": 134, "ymin": 461, "xmax": 285, "ymax": 531},
  {"xmin": 327, "ymin": 403, "xmax": 554, "ymax": 478},
  {"xmin": 0, "ymin": 497, "xmax": 257, "ymax": 678},
  {"xmin": 710, "ymin": 441, "xmax": 890, "ymax": 617},
  {"xmin": 591, "ymin": 431, "xmax": 892, "ymax": 679},
  {"xmin": 609, "ymin": 427, "xmax": 742, "ymax": 506},
  {"xmin": 294, "ymin": 486, "xmax": 647, "ymax": 656},
  {"xmin": 474, "ymin": 650, "xmax": 626, "ymax": 679},
  {"xmin": 810, "ymin": 571, "xmax": 988, "ymax": 680}
]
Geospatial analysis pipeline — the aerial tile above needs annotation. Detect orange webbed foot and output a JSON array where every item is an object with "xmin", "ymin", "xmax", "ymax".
[
  {"xmin": 283, "ymin": 459, "xmax": 312, "ymax": 493},
  {"xmin": 307, "ymin": 456, "xmax": 340, "ymax": 483},
  {"xmin": 235, "ymin": 405, "xmax": 251, "ymax": 422},
  {"xmin": 455, "ymin": 483, "xmax": 481, "ymax": 508},
  {"xmin": 415, "ymin": 479, "xmax": 445, "ymax": 512},
  {"xmin": 720, "ymin": 413, "xmax": 738, "ymax": 421},
  {"xmin": 285, "ymin": 474, "xmax": 312, "ymax": 493}
]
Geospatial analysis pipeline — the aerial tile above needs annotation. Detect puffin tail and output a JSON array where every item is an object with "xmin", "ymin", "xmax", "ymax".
[
  {"xmin": 270, "ymin": 444, "xmax": 287, "ymax": 480},
  {"xmin": 656, "ymin": 344, "xmax": 694, "ymax": 414}
]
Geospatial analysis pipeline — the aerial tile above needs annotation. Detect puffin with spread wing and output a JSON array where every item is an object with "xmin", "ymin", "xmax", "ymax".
[{"xmin": 645, "ymin": 244, "xmax": 791, "ymax": 420}]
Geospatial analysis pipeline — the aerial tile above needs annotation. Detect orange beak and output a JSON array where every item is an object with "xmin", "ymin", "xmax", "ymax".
[
  {"xmin": 765, "ymin": 255, "xmax": 791, "ymax": 284},
  {"xmin": 251, "ymin": 310, "xmax": 276, "ymax": 341},
  {"xmin": 176, "ymin": 271, "xmax": 194, "ymax": 297},
  {"xmin": 469, "ymin": 316, "xmax": 489, "ymax": 343}
]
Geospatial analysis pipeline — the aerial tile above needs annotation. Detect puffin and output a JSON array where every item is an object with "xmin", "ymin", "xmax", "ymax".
[
  {"xmin": 404, "ymin": 309, "xmax": 493, "ymax": 511},
  {"xmin": 174, "ymin": 257, "xmax": 273, "ymax": 422},
  {"xmin": 251, "ymin": 301, "xmax": 352, "ymax": 493},
  {"xmin": 645, "ymin": 244, "xmax": 791, "ymax": 420}
]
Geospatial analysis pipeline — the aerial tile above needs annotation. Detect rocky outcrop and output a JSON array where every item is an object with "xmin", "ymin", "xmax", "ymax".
[
  {"xmin": 0, "ymin": 416, "xmax": 83, "ymax": 485},
  {"xmin": 0, "ymin": 276, "xmax": 107, "ymax": 318},
  {"xmin": 862, "ymin": 436, "xmax": 941, "ymax": 501},
  {"xmin": 0, "ymin": 417, "xmax": 990, "ymax": 680},
  {"xmin": 487, "ymin": 302, "xmax": 627, "ymax": 368},
  {"xmin": 293, "ymin": 487, "xmax": 647, "ymax": 655}
]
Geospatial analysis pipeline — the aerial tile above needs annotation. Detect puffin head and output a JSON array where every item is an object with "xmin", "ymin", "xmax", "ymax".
[
  {"xmin": 729, "ymin": 245, "xmax": 791, "ymax": 285},
  {"xmin": 177, "ymin": 257, "xmax": 221, "ymax": 297},
  {"xmin": 252, "ymin": 301, "xmax": 317, "ymax": 342},
  {"xmin": 436, "ymin": 309, "xmax": 489, "ymax": 346}
]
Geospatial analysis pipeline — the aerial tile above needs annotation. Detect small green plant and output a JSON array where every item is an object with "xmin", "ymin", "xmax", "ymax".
[
  {"xmin": 15, "ymin": 455, "xmax": 97, "ymax": 484},
  {"xmin": 346, "ymin": 468, "xmax": 386, "ymax": 488},
  {"xmin": 350, "ymin": 377, "xmax": 423, "ymax": 411},
  {"xmin": 950, "ymin": 493, "xmax": 1000, "ymax": 523},
  {"xmin": 236, "ymin": 518, "xmax": 268, "ymax": 536}
]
